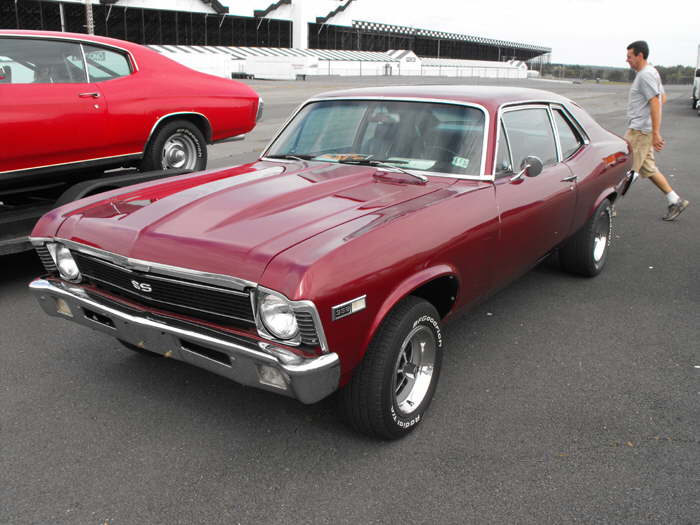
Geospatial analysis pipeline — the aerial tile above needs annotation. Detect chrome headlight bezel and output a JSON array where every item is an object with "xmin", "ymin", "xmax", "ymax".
[
  {"xmin": 253, "ymin": 287, "xmax": 328, "ymax": 353},
  {"xmin": 54, "ymin": 244, "xmax": 82, "ymax": 282},
  {"xmin": 256, "ymin": 289, "xmax": 299, "ymax": 341}
]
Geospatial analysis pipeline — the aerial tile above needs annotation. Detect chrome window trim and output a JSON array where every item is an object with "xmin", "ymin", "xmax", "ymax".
[
  {"xmin": 549, "ymin": 104, "xmax": 587, "ymax": 160},
  {"xmin": 260, "ymin": 96, "xmax": 493, "ymax": 182},
  {"xmin": 78, "ymin": 41, "xmax": 89, "ymax": 82},
  {"xmin": 494, "ymin": 120, "xmax": 515, "ymax": 179},
  {"xmin": 81, "ymin": 42, "xmax": 134, "ymax": 82},
  {"xmin": 494, "ymin": 102, "xmax": 566, "ymax": 175},
  {"xmin": 0, "ymin": 33, "xmax": 140, "ymax": 73},
  {"xmin": 30, "ymin": 237, "xmax": 257, "ymax": 292}
]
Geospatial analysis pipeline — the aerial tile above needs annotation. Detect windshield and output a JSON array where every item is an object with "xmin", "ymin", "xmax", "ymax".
[{"xmin": 266, "ymin": 99, "xmax": 486, "ymax": 176}]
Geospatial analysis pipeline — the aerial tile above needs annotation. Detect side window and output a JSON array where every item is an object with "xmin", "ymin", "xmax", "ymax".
[
  {"xmin": 553, "ymin": 109, "xmax": 584, "ymax": 159},
  {"xmin": 502, "ymin": 108, "xmax": 558, "ymax": 168},
  {"xmin": 495, "ymin": 122, "xmax": 513, "ymax": 176},
  {"xmin": 83, "ymin": 45, "xmax": 131, "ymax": 82},
  {"xmin": 0, "ymin": 37, "xmax": 87, "ymax": 84}
]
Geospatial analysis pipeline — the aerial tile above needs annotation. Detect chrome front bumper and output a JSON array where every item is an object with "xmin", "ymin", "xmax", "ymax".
[{"xmin": 29, "ymin": 278, "xmax": 340, "ymax": 404}]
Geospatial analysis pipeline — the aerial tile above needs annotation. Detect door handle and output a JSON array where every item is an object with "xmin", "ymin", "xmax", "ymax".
[
  {"xmin": 561, "ymin": 174, "xmax": 577, "ymax": 182},
  {"xmin": 78, "ymin": 92, "xmax": 100, "ymax": 98}
]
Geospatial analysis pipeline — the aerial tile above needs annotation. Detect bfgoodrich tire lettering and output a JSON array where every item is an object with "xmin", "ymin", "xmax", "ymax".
[
  {"xmin": 141, "ymin": 119, "xmax": 207, "ymax": 171},
  {"xmin": 560, "ymin": 199, "xmax": 613, "ymax": 277},
  {"xmin": 341, "ymin": 296, "xmax": 443, "ymax": 440}
]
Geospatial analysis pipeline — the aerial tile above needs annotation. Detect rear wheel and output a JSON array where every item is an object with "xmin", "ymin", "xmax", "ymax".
[
  {"xmin": 341, "ymin": 297, "xmax": 443, "ymax": 440},
  {"xmin": 141, "ymin": 120, "xmax": 207, "ymax": 172},
  {"xmin": 560, "ymin": 199, "xmax": 613, "ymax": 277}
]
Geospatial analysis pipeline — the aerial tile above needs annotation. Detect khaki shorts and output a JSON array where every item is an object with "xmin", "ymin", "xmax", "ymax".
[{"xmin": 625, "ymin": 129, "xmax": 659, "ymax": 178}]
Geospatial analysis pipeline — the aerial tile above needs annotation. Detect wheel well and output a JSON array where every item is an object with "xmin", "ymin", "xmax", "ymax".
[
  {"xmin": 149, "ymin": 114, "xmax": 212, "ymax": 146},
  {"xmin": 410, "ymin": 275, "xmax": 458, "ymax": 318}
]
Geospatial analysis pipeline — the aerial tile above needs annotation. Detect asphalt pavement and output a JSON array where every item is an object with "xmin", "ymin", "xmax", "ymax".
[{"xmin": 1, "ymin": 77, "xmax": 698, "ymax": 525}]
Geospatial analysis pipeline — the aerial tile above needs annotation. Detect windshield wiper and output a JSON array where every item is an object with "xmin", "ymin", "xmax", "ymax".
[
  {"xmin": 266, "ymin": 154, "xmax": 315, "ymax": 161},
  {"xmin": 336, "ymin": 158, "xmax": 428, "ymax": 184}
]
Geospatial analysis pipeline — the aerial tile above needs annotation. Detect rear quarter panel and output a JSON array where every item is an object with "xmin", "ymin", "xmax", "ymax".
[
  {"xmin": 102, "ymin": 50, "xmax": 259, "ymax": 154},
  {"xmin": 566, "ymin": 104, "xmax": 631, "ymax": 230}
]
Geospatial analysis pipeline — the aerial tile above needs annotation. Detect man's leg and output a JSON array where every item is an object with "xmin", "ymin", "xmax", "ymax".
[
  {"xmin": 641, "ymin": 150, "xmax": 689, "ymax": 220},
  {"xmin": 648, "ymin": 171, "xmax": 673, "ymax": 194}
]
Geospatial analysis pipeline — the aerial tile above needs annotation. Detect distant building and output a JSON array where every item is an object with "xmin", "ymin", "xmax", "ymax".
[{"xmin": 0, "ymin": 0, "xmax": 551, "ymax": 65}]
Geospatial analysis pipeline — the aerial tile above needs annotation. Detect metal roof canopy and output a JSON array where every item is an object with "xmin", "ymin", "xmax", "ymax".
[
  {"xmin": 148, "ymin": 45, "xmax": 399, "ymax": 62},
  {"xmin": 352, "ymin": 20, "xmax": 551, "ymax": 54}
]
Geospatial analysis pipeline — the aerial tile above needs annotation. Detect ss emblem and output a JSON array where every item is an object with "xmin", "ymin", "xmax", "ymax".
[{"xmin": 131, "ymin": 280, "xmax": 152, "ymax": 293}]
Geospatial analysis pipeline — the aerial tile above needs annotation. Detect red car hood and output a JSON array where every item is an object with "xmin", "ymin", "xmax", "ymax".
[{"xmin": 55, "ymin": 161, "xmax": 452, "ymax": 282}]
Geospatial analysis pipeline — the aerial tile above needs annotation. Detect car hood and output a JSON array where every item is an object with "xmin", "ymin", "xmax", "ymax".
[{"xmin": 55, "ymin": 160, "xmax": 453, "ymax": 283}]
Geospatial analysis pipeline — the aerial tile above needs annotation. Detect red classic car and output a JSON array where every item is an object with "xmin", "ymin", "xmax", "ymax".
[
  {"xmin": 28, "ymin": 86, "xmax": 635, "ymax": 439},
  {"xmin": 0, "ymin": 30, "xmax": 261, "ymax": 188}
]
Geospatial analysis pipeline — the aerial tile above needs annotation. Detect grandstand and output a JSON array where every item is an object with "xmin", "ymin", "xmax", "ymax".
[{"xmin": 0, "ymin": 0, "xmax": 552, "ymax": 76}]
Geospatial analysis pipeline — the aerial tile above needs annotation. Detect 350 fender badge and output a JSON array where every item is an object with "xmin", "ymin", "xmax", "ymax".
[{"xmin": 332, "ymin": 295, "xmax": 366, "ymax": 321}]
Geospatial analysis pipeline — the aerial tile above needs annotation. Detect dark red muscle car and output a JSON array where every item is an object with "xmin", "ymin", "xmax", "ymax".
[
  {"xmin": 28, "ymin": 86, "xmax": 634, "ymax": 439},
  {"xmin": 0, "ymin": 30, "xmax": 261, "ymax": 188}
]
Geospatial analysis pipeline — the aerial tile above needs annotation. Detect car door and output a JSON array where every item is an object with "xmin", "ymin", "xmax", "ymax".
[
  {"xmin": 0, "ymin": 36, "xmax": 107, "ymax": 174},
  {"xmin": 492, "ymin": 105, "xmax": 577, "ymax": 284},
  {"xmin": 80, "ymin": 43, "xmax": 143, "ymax": 158}
]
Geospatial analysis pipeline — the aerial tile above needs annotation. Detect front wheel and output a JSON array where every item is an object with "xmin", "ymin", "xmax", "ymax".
[
  {"xmin": 341, "ymin": 297, "xmax": 443, "ymax": 440},
  {"xmin": 141, "ymin": 120, "xmax": 207, "ymax": 172},
  {"xmin": 560, "ymin": 199, "xmax": 613, "ymax": 277}
]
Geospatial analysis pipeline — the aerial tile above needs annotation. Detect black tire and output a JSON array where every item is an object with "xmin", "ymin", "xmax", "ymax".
[
  {"xmin": 118, "ymin": 339, "xmax": 161, "ymax": 357},
  {"xmin": 141, "ymin": 119, "xmax": 207, "ymax": 171},
  {"xmin": 560, "ymin": 199, "xmax": 613, "ymax": 277},
  {"xmin": 341, "ymin": 296, "xmax": 443, "ymax": 440}
]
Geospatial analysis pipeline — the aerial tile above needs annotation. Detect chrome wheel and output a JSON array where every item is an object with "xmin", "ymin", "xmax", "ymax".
[
  {"xmin": 161, "ymin": 132, "xmax": 199, "ymax": 170},
  {"xmin": 592, "ymin": 207, "xmax": 611, "ymax": 263},
  {"xmin": 392, "ymin": 324, "xmax": 437, "ymax": 415}
]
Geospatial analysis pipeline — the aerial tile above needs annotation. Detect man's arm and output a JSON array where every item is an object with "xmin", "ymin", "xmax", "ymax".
[{"xmin": 649, "ymin": 95, "xmax": 664, "ymax": 151}]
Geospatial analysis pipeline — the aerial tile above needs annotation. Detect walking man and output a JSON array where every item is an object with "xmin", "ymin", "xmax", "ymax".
[{"xmin": 625, "ymin": 40, "xmax": 689, "ymax": 220}]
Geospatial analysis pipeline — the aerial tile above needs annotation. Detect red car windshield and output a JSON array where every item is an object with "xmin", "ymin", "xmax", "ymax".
[{"xmin": 267, "ymin": 99, "xmax": 486, "ymax": 176}]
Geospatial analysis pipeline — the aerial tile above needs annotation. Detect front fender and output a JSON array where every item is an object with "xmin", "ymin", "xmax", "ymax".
[{"xmin": 358, "ymin": 263, "xmax": 457, "ymax": 361}]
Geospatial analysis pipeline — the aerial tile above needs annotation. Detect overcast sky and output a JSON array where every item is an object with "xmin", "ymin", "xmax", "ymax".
[{"xmin": 363, "ymin": 0, "xmax": 697, "ymax": 67}]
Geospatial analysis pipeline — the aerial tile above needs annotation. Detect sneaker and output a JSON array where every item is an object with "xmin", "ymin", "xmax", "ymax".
[{"xmin": 662, "ymin": 199, "xmax": 689, "ymax": 221}]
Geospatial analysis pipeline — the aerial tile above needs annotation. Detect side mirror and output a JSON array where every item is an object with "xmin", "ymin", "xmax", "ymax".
[
  {"xmin": 510, "ymin": 155, "xmax": 543, "ymax": 182},
  {"xmin": 520, "ymin": 156, "xmax": 543, "ymax": 177}
]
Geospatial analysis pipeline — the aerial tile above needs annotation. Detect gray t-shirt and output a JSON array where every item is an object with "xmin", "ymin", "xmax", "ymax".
[{"xmin": 627, "ymin": 65, "xmax": 665, "ymax": 132}]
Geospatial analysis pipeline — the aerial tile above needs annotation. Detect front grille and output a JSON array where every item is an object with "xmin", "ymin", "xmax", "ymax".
[
  {"xmin": 296, "ymin": 311, "xmax": 320, "ymax": 346},
  {"xmin": 35, "ymin": 245, "xmax": 57, "ymax": 273},
  {"xmin": 73, "ymin": 252, "xmax": 255, "ymax": 327}
]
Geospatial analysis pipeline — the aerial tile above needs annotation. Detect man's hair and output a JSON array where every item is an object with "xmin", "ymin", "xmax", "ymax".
[{"xmin": 627, "ymin": 40, "xmax": 649, "ymax": 59}]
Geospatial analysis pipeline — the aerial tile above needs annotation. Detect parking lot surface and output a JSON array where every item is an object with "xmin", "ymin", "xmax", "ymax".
[{"xmin": 1, "ymin": 77, "xmax": 698, "ymax": 524}]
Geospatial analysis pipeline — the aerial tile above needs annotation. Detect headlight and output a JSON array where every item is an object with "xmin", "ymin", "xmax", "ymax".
[
  {"xmin": 259, "ymin": 292, "xmax": 298, "ymax": 340},
  {"xmin": 55, "ymin": 245, "xmax": 81, "ymax": 282}
]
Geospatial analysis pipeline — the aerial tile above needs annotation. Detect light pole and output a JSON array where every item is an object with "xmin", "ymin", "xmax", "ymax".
[{"xmin": 85, "ymin": 0, "xmax": 94, "ymax": 34}]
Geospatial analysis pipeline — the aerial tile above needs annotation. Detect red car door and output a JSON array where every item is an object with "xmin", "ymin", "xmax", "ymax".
[
  {"xmin": 492, "ymin": 106, "xmax": 577, "ymax": 284},
  {"xmin": 0, "ymin": 37, "xmax": 108, "ymax": 174},
  {"xmin": 80, "ymin": 43, "xmax": 147, "ymax": 158}
]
